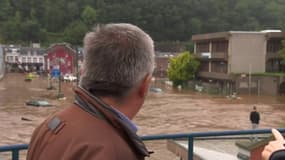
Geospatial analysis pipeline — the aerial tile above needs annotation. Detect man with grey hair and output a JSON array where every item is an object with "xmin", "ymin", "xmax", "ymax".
[{"xmin": 27, "ymin": 23, "xmax": 155, "ymax": 160}]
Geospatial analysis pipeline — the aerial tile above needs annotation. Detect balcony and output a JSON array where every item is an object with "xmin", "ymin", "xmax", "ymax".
[{"xmin": 198, "ymin": 71, "xmax": 232, "ymax": 80}]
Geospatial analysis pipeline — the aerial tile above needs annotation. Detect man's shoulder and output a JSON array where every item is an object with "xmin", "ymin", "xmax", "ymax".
[
  {"xmin": 48, "ymin": 105, "xmax": 121, "ymax": 138},
  {"xmin": 32, "ymin": 105, "xmax": 122, "ymax": 145}
]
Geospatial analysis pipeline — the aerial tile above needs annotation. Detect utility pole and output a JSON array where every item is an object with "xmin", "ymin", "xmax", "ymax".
[
  {"xmin": 57, "ymin": 58, "xmax": 64, "ymax": 98},
  {"xmin": 248, "ymin": 64, "xmax": 252, "ymax": 95},
  {"xmin": 76, "ymin": 47, "xmax": 79, "ymax": 86}
]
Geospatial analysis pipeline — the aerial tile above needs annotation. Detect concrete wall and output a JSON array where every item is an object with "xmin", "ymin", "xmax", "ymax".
[
  {"xmin": 229, "ymin": 33, "xmax": 266, "ymax": 73},
  {"xmin": 236, "ymin": 77, "xmax": 258, "ymax": 95},
  {"xmin": 235, "ymin": 75, "xmax": 285, "ymax": 96},
  {"xmin": 260, "ymin": 76, "xmax": 279, "ymax": 95}
]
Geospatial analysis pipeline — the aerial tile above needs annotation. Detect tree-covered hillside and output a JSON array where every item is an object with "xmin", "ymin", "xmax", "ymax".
[{"xmin": 1, "ymin": 0, "xmax": 285, "ymax": 46}]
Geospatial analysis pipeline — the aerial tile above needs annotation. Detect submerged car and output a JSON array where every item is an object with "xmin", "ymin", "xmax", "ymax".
[
  {"xmin": 150, "ymin": 87, "xmax": 163, "ymax": 93},
  {"xmin": 26, "ymin": 100, "xmax": 51, "ymax": 107}
]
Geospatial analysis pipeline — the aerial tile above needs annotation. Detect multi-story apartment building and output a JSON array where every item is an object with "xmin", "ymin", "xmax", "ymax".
[{"xmin": 192, "ymin": 30, "xmax": 285, "ymax": 95}]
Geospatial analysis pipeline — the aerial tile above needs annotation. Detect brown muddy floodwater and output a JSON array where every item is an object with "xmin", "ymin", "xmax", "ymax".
[{"xmin": 0, "ymin": 73, "xmax": 285, "ymax": 160}]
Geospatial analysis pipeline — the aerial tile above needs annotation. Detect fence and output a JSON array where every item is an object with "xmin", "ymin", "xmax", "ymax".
[{"xmin": 1, "ymin": 128, "xmax": 285, "ymax": 160}]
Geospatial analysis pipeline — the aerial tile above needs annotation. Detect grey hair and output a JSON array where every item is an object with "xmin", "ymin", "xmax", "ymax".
[{"xmin": 80, "ymin": 23, "xmax": 154, "ymax": 97}]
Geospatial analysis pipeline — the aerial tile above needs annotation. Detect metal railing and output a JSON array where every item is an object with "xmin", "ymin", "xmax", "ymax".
[
  {"xmin": 1, "ymin": 128, "xmax": 285, "ymax": 160},
  {"xmin": 0, "ymin": 144, "xmax": 28, "ymax": 160}
]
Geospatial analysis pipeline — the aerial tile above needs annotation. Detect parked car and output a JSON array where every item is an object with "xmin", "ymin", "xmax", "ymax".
[{"xmin": 63, "ymin": 74, "xmax": 77, "ymax": 82}]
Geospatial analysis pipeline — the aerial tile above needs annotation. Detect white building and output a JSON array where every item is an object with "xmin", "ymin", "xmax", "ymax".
[{"xmin": 4, "ymin": 45, "xmax": 45, "ymax": 72}]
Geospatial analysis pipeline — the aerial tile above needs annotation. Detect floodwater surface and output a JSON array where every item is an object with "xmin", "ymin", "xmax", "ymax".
[{"xmin": 0, "ymin": 73, "xmax": 284, "ymax": 159}]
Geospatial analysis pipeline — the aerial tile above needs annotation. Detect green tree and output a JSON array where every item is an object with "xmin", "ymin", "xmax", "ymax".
[
  {"xmin": 20, "ymin": 19, "xmax": 43, "ymax": 42},
  {"xmin": 0, "ymin": 11, "xmax": 22, "ymax": 43},
  {"xmin": 63, "ymin": 20, "xmax": 88, "ymax": 45},
  {"xmin": 167, "ymin": 51, "xmax": 200, "ymax": 87},
  {"xmin": 0, "ymin": 0, "xmax": 12, "ymax": 22},
  {"xmin": 3, "ymin": 0, "xmax": 285, "ymax": 44},
  {"xmin": 81, "ymin": 5, "xmax": 97, "ymax": 28}
]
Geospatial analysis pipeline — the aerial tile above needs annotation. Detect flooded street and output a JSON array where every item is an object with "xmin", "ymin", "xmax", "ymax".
[{"xmin": 0, "ymin": 73, "xmax": 285, "ymax": 159}]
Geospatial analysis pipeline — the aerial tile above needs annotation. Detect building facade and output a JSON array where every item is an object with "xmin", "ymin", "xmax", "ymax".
[
  {"xmin": 3, "ymin": 45, "xmax": 45, "ymax": 72},
  {"xmin": 192, "ymin": 31, "xmax": 285, "ymax": 95},
  {"xmin": 153, "ymin": 51, "xmax": 179, "ymax": 78},
  {"xmin": 46, "ymin": 43, "xmax": 76, "ymax": 76}
]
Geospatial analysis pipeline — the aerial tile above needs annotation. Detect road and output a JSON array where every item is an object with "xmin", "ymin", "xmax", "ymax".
[{"xmin": 0, "ymin": 73, "xmax": 284, "ymax": 160}]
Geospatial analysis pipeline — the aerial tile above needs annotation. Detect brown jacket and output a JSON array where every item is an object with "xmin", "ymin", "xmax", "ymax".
[{"xmin": 27, "ymin": 87, "xmax": 149, "ymax": 160}]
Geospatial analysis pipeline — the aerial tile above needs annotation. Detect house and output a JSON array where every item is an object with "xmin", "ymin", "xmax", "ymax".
[
  {"xmin": 192, "ymin": 30, "xmax": 285, "ymax": 95},
  {"xmin": 46, "ymin": 43, "xmax": 77, "ymax": 76},
  {"xmin": 20, "ymin": 47, "xmax": 45, "ymax": 72},
  {"xmin": 3, "ymin": 44, "xmax": 45, "ymax": 72},
  {"xmin": 153, "ymin": 51, "xmax": 179, "ymax": 78}
]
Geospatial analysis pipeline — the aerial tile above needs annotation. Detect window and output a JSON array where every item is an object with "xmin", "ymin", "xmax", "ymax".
[
  {"xmin": 22, "ymin": 57, "xmax": 26, "ymax": 63},
  {"xmin": 267, "ymin": 40, "xmax": 282, "ymax": 52},
  {"xmin": 39, "ymin": 57, "xmax": 43, "ymax": 63},
  {"xmin": 196, "ymin": 42, "xmax": 209, "ymax": 53},
  {"xmin": 27, "ymin": 57, "xmax": 31, "ymax": 63},
  {"xmin": 212, "ymin": 40, "xmax": 228, "ymax": 52},
  {"xmin": 212, "ymin": 61, "xmax": 227, "ymax": 73},
  {"xmin": 10, "ymin": 56, "xmax": 14, "ymax": 62},
  {"xmin": 33, "ymin": 57, "xmax": 37, "ymax": 63},
  {"xmin": 200, "ymin": 61, "xmax": 209, "ymax": 72}
]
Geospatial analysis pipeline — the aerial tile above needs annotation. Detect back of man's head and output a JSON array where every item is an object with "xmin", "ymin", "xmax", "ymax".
[{"xmin": 80, "ymin": 23, "xmax": 155, "ymax": 99}]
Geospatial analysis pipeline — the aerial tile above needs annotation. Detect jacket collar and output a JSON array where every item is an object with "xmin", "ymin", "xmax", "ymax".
[{"xmin": 74, "ymin": 86, "xmax": 150, "ymax": 157}]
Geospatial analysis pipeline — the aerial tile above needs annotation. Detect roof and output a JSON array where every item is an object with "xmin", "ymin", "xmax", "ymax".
[
  {"xmin": 265, "ymin": 32, "xmax": 285, "ymax": 39},
  {"xmin": 46, "ymin": 43, "xmax": 76, "ymax": 53},
  {"xmin": 20, "ymin": 47, "xmax": 45, "ymax": 55},
  {"xmin": 192, "ymin": 32, "xmax": 231, "ymax": 41},
  {"xmin": 192, "ymin": 31, "xmax": 285, "ymax": 41}
]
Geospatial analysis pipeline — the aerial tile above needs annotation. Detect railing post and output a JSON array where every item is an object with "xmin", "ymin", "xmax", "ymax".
[
  {"xmin": 12, "ymin": 150, "xmax": 19, "ymax": 160},
  {"xmin": 188, "ymin": 136, "xmax": 194, "ymax": 160}
]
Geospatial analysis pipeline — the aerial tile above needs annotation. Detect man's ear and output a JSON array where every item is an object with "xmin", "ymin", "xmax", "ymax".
[{"xmin": 138, "ymin": 74, "xmax": 152, "ymax": 98}]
